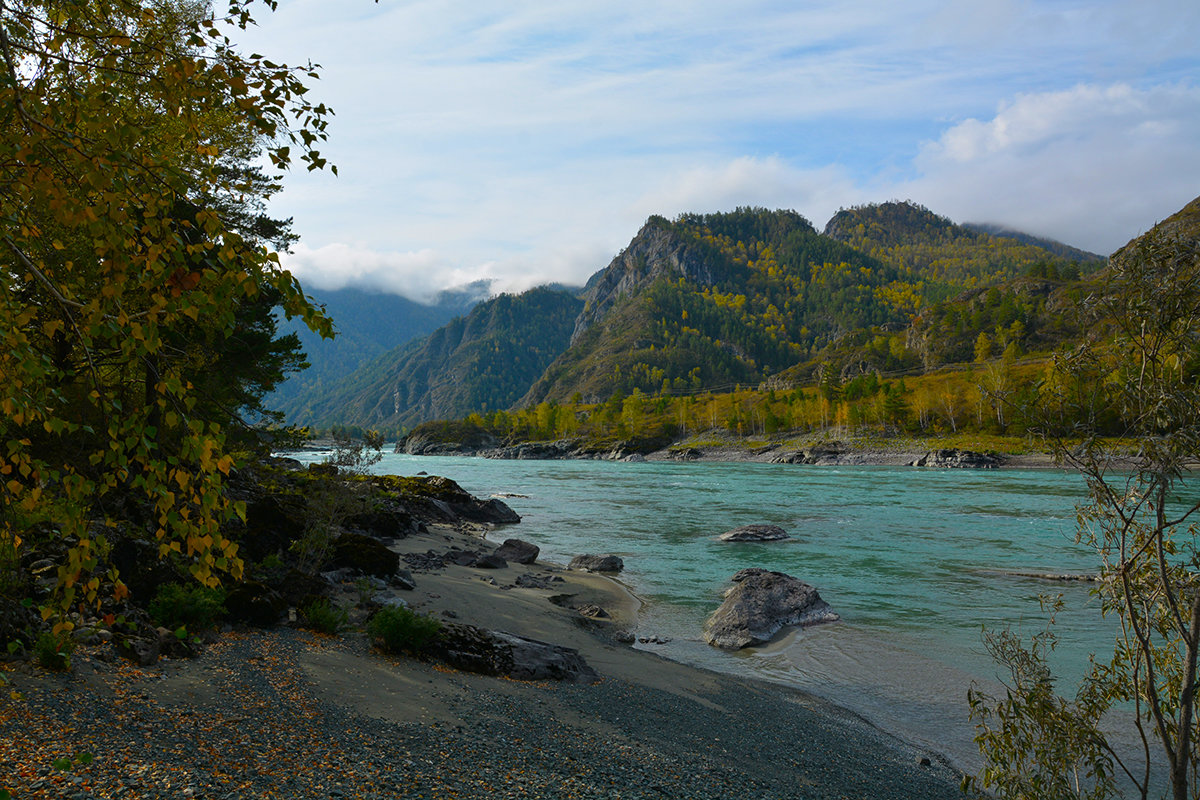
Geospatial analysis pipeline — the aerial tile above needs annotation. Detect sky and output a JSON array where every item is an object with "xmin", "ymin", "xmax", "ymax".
[{"xmin": 237, "ymin": 0, "xmax": 1200, "ymax": 302}]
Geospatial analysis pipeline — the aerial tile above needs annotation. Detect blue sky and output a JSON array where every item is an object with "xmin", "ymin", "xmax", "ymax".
[{"xmin": 238, "ymin": 0, "xmax": 1200, "ymax": 301}]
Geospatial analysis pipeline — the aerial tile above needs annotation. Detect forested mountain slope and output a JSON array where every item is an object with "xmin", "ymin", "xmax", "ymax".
[
  {"xmin": 523, "ymin": 205, "xmax": 1099, "ymax": 404},
  {"xmin": 269, "ymin": 284, "xmax": 487, "ymax": 420},
  {"xmin": 286, "ymin": 287, "xmax": 583, "ymax": 429},
  {"xmin": 823, "ymin": 201, "xmax": 1103, "ymax": 299},
  {"xmin": 290, "ymin": 203, "xmax": 1105, "ymax": 430}
]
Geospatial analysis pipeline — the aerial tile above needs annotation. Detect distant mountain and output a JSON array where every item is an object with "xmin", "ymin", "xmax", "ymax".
[
  {"xmin": 824, "ymin": 201, "xmax": 1104, "ymax": 301},
  {"xmin": 285, "ymin": 286, "xmax": 583, "ymax": 429},
  {"xmin": 298, "ymin": 204, "xmax": 1115, "ymax": 428},
  {"xmin": 268, "ymin": 283, "xmax": 490, "ymax": 421},
  {"xmin": 523, "ymin": 208, "xmax": 908, "ymax": 404}
]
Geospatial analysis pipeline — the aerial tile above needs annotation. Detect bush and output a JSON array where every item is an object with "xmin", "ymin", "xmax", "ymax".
[
  {"xmin": 300, "ymin": 598, "xmax": 348, "ymax": 635},
  {"xmin": 367, "ymin": 605, "xmax": 442, "ymax": 656},
  {"xmin": 148, "ymin": 583, "xmax": 227, "ymax": 631},
  {"xmin": 33, "ymin": 631, "xmax": 74, "ymax": 671}
]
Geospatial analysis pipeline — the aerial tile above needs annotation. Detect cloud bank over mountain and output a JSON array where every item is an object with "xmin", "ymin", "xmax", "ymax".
[{"xmin": 250, "ymin": 2, "xmax": 1199, "ymax": 301}]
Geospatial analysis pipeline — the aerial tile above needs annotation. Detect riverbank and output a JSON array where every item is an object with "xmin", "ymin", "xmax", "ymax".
[
  {"xmin": 395, "ymin": 426, "xmax": 1086, "ymax": 470},
  {"xmin": 1, "ymin": 521, "xmax": 969, "ymax": 799}
]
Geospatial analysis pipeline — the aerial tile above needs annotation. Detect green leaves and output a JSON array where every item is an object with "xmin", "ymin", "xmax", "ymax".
[
  {"xmin": 51, "ymin": 752, "xmax": 94, "ymax": 772},
  {"xmin": 1, "ymin": 0, "xmax": 333, "ymax": 618}
]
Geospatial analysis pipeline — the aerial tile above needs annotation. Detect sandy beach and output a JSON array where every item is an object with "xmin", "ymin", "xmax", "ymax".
[{"xmin": 1, "ymin": 521, "xmax": 969, "ymax": 799}]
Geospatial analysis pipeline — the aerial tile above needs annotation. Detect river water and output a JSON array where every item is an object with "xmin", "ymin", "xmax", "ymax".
[{"xmin": 296, "ymin": 451, "xmax": 1108, "ymax": 770}]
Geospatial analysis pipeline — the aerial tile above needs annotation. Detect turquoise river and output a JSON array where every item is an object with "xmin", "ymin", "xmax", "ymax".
[{"xmin": 296, "ymin": 450, "xmax": 1115, "ymax": 771}]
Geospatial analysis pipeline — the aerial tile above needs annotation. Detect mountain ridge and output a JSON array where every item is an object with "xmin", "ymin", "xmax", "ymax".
[{"xmin": 278, "ymin": 201, "xmax": 1110, "ymax": 430}]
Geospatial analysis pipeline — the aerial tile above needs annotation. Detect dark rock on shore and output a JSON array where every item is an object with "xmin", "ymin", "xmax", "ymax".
[
  {"xmin": 275, "ymin": 568, "xmax": 332, "ymax": 606},
  {"xmin": 472, "ymin": 553, "xmax": 508, "ymax": 570},
  {"xmin": 569, "ymin": 554, "xmax": 624, "ymax": 573},
  {"xmin": 393, "ymin": 475, "xmax": 522, "ymax": 525},
  {"xmin": 331, "ymin": 532, "xmax": 401, "ymax": 578},
  {"xmin": 718, "ymin": 524, "xmax": 790, "ymax": 542},
  {"xmin": 770, "ymin": 442, "xmax": 848, "ymax": 465},
  {"xmin": 514, "ymin": 573, "xmax": 564, "ymax": 589},
  {"xmin": 343, "ymin": 508, "xmax": 415, "ymax": 540},
  {"xmin": 113, "ymin": 617, "xmax": 165, "ymax": 666},
  {"xmin": 402, "ymin": 426, "xmax": 499, "ymax": 455},
  {"xmin": 495, "ymin": 538, "xmax": 540, "ymax": 564},
  {"xmin": 481, "ymin": 440, "xmax": 580, "ymax": 460},
  {"xmin": 225, "ymin": 580, "xmax": 287, "ymax": 627},
  {"xmin": 910, "ymin": 448, "xmax": 1004, "ymax": 469},
  {"xmin": 433, "ymin": 623, "xmax": 598, "ymax": 683},
  {"xmin": 703, "ymin": 568, "xmax": 838, "ymax": 650}
]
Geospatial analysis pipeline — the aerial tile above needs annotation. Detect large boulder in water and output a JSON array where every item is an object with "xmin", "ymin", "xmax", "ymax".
[
  {"xmin": 718, "ymin": 524, "xmax": 790, "ymax": 542},
  {"xmin": 703, "ymin": 568, "xmax": 838, "ymax": 650},
  {"xmin": 569, "ymin": 554, "xmax": 624, "ymax": 573}
]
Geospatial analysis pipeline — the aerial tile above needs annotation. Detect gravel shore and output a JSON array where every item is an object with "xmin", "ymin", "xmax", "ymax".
[{"xmin": 1, "ymin": 523, "xmax": 970, "ymax": 800}]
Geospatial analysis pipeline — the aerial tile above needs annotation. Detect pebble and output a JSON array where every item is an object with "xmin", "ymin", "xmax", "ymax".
[{"xmin": 1, "ymin": 629, "xmax": 964, "ymax": 800}]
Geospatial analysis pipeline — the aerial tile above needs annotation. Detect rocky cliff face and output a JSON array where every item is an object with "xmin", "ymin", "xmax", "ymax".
[{"xmin": 570, "ymin": 219, "xmax": 725, "ymax": 346}]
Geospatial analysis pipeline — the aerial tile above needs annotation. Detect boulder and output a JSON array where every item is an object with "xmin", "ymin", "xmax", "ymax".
[
  {"xmin": 330, "ymin": 532, "xmax": 400, "ymax": 578},
  {"xmin": 472, "ymin": 553, "xmax": 508, "ymax": 570},
  {"xmin": 237, "ymin": 492, "xmax": 307, "ymax": 562},
  {"xmin": 569, "ymin": 554, "xmax": 624, "ymax": 573},
  {"xmin": 401, "ymin": 475, "xmax": 522, "ymax": 525},
  {"xmin": 910, "ymin": 449, "xmax": 1004, "ymax": 469},
  {"xmin": 448, "ymin": 550, "xmax": 481, "ymax": 567},
  {"xmin": 703, "ymin": 568, "xmax": 838, "ymax": 650},
  {"xmin": 273, "ymin": 568, "xmax": 331, "ymax": 606},
  {"xmin": 343, "ymin": 507, "xmax": 416, "ymax": 539},
  {"xmin": 514, "ymin": 573, "xmax": 564, "ymax": 589},
  {"xmin": 432, "ymin": 623, "xmax": 598, "ymax": 683},
  {"xmin": 115, "ymin": 631, "xmax": 161, "ymax": 666},
  {"xmin": 718, "ymin": 524, "xmax": 790, "ymax": 542},
  {"xmin": 577, "ymin": 603, "xmax": 610, "ymax": 619},
  {"xmin": 496, "ymin": 631, "xmax": 598, "ymax": 682},
  {"xmin": 494, "ymin": 538, "xmax": 539, "ymax": 565},
  {"xmin": 156, "ymin": 626, "xmax": 200, "ymax": 659},
  {"xmin": 392, "ymin": 569, "xmax": 417, "ymax": 591},
  {"xmin": 224, "ymin": 580, "xmax": 287, "ymax": 627}
]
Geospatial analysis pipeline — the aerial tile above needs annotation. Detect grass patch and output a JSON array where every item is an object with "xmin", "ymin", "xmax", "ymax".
[
  {"xmin": 367, "ymin": 605, "xmax": 442, "ymax": 656},
  {"xmin": 300, "ymin": 598, "xmax": 348, "ymax": 635},
  {"xmin": 148, "ymin": 582, "xmax": 227, "ymax": 631},
  {"xmin": 33, "ymin": 631, "xmax": 74, "ymax": 671}
]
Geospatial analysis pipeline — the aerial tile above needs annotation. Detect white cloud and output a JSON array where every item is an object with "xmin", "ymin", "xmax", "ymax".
[
  {"xmin": 901, "ymin": 83, "xmax": 1200, "ymax": 253},
  {"xmin": 237, "ymin": 3, "xmax": 1200, "ymax": 296},
  {"xmin": 281, "ymin": 243, "xmax": 493, "ymax": 303}
]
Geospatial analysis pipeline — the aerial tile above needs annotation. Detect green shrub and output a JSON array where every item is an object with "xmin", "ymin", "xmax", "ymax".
[
  {"xmin": 148, "ymin": 583, "xmax": 227, "ymax": 631},
  {"xmin": 300, "ymin": 598, "xmax": 348, "ymax": 635},
  {"xmin": 367, "ymin": 605, "xmax": 442, "ymax": 656},
  {"xmin": 34, "ymin": 631, "xmax": 74, "ymax": 671}
]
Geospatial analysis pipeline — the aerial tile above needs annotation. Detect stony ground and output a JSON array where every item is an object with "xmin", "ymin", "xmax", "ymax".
[{"xmin": 1, "ymin": 626, "xmax": 969, "ymax": 800}]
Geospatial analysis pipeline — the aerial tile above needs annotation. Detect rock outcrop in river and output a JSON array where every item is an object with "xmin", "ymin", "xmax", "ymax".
[
  {"xmin": 703, "ymin": 568, "xmax": 838, "ymax": 650},
  {"xmin": 909, "ymin": 449, "xmax": 1004, "ymax": 469},
  {"xmin": 569, "ymin": 554, "xmax": 625, "ymax": 573},
  {"xmin": 718, "ymin": 524, "xmax": 790, "ymax": 542}
]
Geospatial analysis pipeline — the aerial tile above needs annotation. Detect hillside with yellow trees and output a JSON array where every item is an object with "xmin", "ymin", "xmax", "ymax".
[{"xmin": 293, "ymin": 201, "xmax": 1108, "ymax": 436}]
